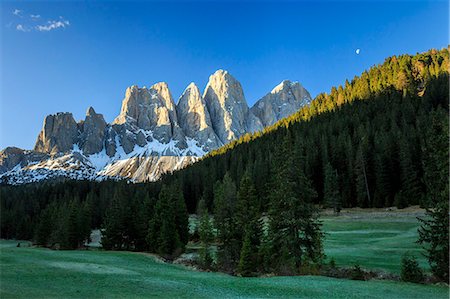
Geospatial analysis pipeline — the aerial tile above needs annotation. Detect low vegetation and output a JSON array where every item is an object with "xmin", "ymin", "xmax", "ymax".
[{"xmin": 1, "ymin": 240, "xmax": 448, "ymax": 299}]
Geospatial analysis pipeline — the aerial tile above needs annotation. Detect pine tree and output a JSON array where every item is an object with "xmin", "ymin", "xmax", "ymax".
[
  {"xmin": 236, "ymin": 172, "xmax": 262, "ymax": 275},
  {"xmin": 266, "ymin": 133, "xmax": 324, "ymax": 274},
  {"xmin": 197, "ymin": 198, "xmax": 214, "ymax": 269},
  {"xmin": 398, "ymin": 136, "xmax": 422, "ymax": 206},
  {"xmin": 34, "ymin": 205, "xmax": 54, "ymax": 246},
  {"xmin": 323, "ymin": 162, "xmax": 341, "ymax": 215},
  {"xmin": 101, "ymin": 187, "xmax": 126, "ymax": 250},
  {"xmin": 65, "ymin": 201, "xmax": 81, "ymax": 249},
  {"xmin": 213, "ymin": 173, "xmax": 240, "ymax": 273},
  {"xmin": 418, "ymin": 108, "xmax": 449, "ymax": 282},
  {"xmin": 237, "ymin": 231, "xmax": 254, "ymax": 276}
]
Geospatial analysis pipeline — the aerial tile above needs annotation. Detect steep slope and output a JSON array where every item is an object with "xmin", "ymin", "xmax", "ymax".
[
  {"xmin": 159, "ymin": 48, "xmax": 449, "ymax": 212},
  {"xmin": 203, "ymin": 70, "xmax": 263, "ymax": 144},
  {"xmin": 0, "ymin": 70, "xmax": 312, "ymax": 184}
]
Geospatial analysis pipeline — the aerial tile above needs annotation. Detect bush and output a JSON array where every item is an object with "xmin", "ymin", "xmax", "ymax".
[
  {"xmin": 329, "ymin": 258, "xmax": 336, "ymax": 269},
  {"xmin": 400, "ymin": 253, "xmax": 424, "ymax": 283},
  {"xmin": 351, "ymin": 264, "xmax": 365, "ymax": 280}
]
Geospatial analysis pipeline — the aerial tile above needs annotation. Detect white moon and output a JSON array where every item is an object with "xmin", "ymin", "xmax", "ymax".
[{"xmin": 356, "ymin": 49, "xmax": 361, "ymax": 55}]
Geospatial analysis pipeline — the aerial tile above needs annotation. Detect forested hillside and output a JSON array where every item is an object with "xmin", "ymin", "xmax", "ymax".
[
  {"xmin": 161, "ymin": 48, "xmax": 449, "ymax": 212},
  {"xmin": 1, "ymin": 48, "xmax": 448, "ymax": 279}
]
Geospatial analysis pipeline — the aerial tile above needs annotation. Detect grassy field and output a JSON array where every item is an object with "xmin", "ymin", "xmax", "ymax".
[
  {"xmin": 322, "ymin": 207, "xmax": 428, "ymax": 274},
  {"xmin": 1, "ymin": 240, "xmax": 448, "ymax": 299}
]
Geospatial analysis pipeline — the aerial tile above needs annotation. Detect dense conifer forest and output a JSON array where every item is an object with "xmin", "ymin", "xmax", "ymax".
[{"xmin": 1, "ymin": 48, "xmax": 448, "ymax": 279}]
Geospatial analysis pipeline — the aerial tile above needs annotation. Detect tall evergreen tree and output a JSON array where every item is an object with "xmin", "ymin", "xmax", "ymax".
[
  {"xmin": 197, "ymin": 198, "xmax": 214, "ymax": 269},
  {"xmin": 236, "ymin": 172, "xmax": 262, "ymax": 276},
  {"xmin": 323, "ymin": 162, "xmax": 341, "ymax": 215},
  {"xmin": 266, "ymin": 133, "xmax": 324, "ymax": 274},
  {"xmin": 214, "ymin": 173, "xmax": 240, "ymax": 273},
  {"xmin": 418, "ymin": 108, "xmax": 449, "ymax": 282}
]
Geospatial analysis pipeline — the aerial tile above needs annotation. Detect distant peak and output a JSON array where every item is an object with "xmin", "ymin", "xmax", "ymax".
[
  {"xmin": 186, "ymin": 82, "xmax": 198, "ymax": 89},
  {"xmin": 270, "ymin": 80, "xmax": 299, "ymax": 94},
  {"xmin": 213, "ymin": 69, "xmax": 228, "ymax": 75},
  {"xmin": 151, "ymin": 82, "xmax": 169, "ymax": 89},
  {"xmin": 86, "ymin": 106, "xmax": 96, "ymax": 116}
]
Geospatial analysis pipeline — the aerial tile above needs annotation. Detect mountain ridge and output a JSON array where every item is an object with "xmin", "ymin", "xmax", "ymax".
[{"xmin": 0, "ymin": 70, "xmax": 312, "ymax": 184}]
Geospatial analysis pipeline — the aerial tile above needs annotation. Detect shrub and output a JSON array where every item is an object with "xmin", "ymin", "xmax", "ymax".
[
  {"xmin": 329, "ymin": 258, "xmax": 336, "ymax": 269},
  {"xmin": 400, "ymin": 253, "xmax": 424, "ymax": 283},
  {"xmin": 351, "ymin": 264, "xmax": 365, "ymax": 280}
]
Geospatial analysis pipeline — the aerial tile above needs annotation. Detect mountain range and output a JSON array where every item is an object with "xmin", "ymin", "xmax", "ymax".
[{"xmin": 0, "ymin": 70, "xmax": 311, "ymax": 184}]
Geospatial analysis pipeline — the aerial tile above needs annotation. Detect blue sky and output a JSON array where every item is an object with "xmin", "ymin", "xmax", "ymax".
[{"xmin": 1, "ymin": 0, "xmax": 448, "ymax": 150}]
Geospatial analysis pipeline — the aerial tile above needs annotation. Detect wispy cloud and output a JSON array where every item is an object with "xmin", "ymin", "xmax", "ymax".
[
  {"xmin": 12, "ymin": 10, "xmax": 70, "ymax": 33},
  {"xmin": 16, "ymin": 24, "xmax": 30, "ymax": 32},
  {"xmin": 13, "ymin": 9, "xmax": 22, "ymax": 17},
  {"xmin": 36, "ymin": 19, "xmax": 70, "ymax": 32}
]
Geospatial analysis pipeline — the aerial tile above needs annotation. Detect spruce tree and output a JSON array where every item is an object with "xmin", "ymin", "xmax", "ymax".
[
  {"xmin": 266, "ymin": 133, "xmax": 324, "ymax": 274},
  {"xmin": 418, "ymin": 108, "xmax": 449, "ymax": 282},
  {"xmin": 34, "ymin": 205, "xmax": 54, "ymax": 246},
  {"xmin": 236, "ymin": 172, "xmax": 262, "ymax": 275},
  {"xmin": 237, "ymin": 231, "xmax": 254, "ymax": 276},
  {"xmin": 323, "ymin": 162, "xmax": 341, "ymax": 215},
  {"xmin": 197, "ymin": 198, "xmax": 214, "ymax": 269},
  {"xmin": 213, "ymin": 173, "xmax": 240, "ymax": 273}
]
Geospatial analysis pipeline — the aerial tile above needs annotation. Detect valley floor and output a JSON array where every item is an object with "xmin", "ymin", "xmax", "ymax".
[
  {"xmin": 1, "ymin": 240, "xmax": 448, "ymax": 299},
  {"xmin": 1, "ymin": 207, "xmax": 448, "ymax": 298}
]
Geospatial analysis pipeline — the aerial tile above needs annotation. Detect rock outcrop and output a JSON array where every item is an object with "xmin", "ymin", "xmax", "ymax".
[
  {"xmin": 176, "ymin": 83, "xmax": 221, "ymax": 151},
  {"xmin": 80, "ymin": 107, "xmax": 107, "ymax": 155},
  {"xmin": 1, "ymin": 70, "xmax": 312, "ymax": 184},
  {"xmin": 203, "ymin": 70, "xmax": 263, "ymax": 144},
  {"xmin": 251, "ymin": 80, "xmax": 312, "ymax": 127},
  {"xmin": 34, "ymin": 112, "xmax": 79, "ymax": 154}
]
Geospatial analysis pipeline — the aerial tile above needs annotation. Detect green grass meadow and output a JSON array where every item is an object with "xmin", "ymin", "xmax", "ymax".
[
  {"xmin": 322, "ymin": 212, "xmax": 428, "ymax": 273},
  {"xmin": 1, "ymin": 211, "xmax": 448, "ymax": 298}
]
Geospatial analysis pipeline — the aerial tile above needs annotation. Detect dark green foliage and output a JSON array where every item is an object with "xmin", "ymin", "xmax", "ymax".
[
  {"xmin": 417, "ymin": 107, "xmax": 449, "ymax": 282},
  {"xmin": 236, "ymin": 173, "xmax": 261, "ymax": 276},
  {"xmin": 394, "ymin": 190, "xmax": 409, "ymax": 209},
  {"xmin": 418, "ymin": 202, "xmax": 449, "ymax": 282},
  {"xmin": 265, "ymin": 133, "xmax": 324, "ymax": 274},
  {"xmin": 323, "ymin": 162, "xmax": 341, "ymax": 214},
  {"xmin": 34, "ymin": 205, "xmax": 54, "ymax": 246},
  {"xmin": 197, "ymin": 198, "xmax": 214, "ymax": 269},
  {"xmin": 102, "ymin": 184, "xmax": 147, "ymax": 250},
  {"xmin": 237, "ymin": 231, "xmax": 255, "ymax": 276},
  {"xmin": 147, "ymin": 183, "xmax": 188, "ymax": 259},
  {"xmin": 213, "ymin": 173, "xmax": 241, "ymax": 272},
  {"xmin": 400, "ymin": 253, "xmax": 424, "ymax": 283},
  {"xmin": 351, "ymin": 264, "xmax": 365, "ymax": 281}
]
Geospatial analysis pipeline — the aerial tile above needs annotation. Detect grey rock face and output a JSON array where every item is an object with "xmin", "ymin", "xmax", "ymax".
[
  {"xmin": 34, "ymin": 112, "xmax": 79, "ymax": 154},
  {"xmin": 0, "ymin": 147, "xmax": 48, "ymax": 174},
  {"xmin": 177, "ymin": 83, "xmax": 222, "ymax": 151},
  {"xmin": 113, "ymin": 83, "xmax": 187, "ymax": 151},
  {"xmin": 251, "ymin": 80, "xmax": 312, "ymax": 127},
  {"xmin": 2, "ymin": 70, "xmax": 313, "ymax": 185},
  {"xmin": 203, "ymin": 70, "xmax": 262, "ymax": 144},
  {"xmin": 80, "ymin": 107, "xmax": 107, "ymax": 155}
]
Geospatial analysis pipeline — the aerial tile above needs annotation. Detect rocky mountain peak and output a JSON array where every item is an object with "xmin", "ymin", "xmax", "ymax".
[
  {"xmin": 34, "ymin": 112, "xmax": 79, "ymax": 154},
  {"xmin": 80, "ymin": 106, "xmax": 107, "ymax": 155},
  {"xmin": 251, "ymin": 80, "xmax": 312, "ymax": 127},
  {"xmin": 86, "ymin": 106, "xmax": 98, "ymax": 117},
  {"xmin": 203, "ymin": 69, "xmax": 262, "ymax": 144},
  {"xmin": 2, "ymin": 71, "xmax": 312, "ymax": 184},
  {"xmin": 177, "ymin": 82, "xmax": 221, "ymax": 151}
]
